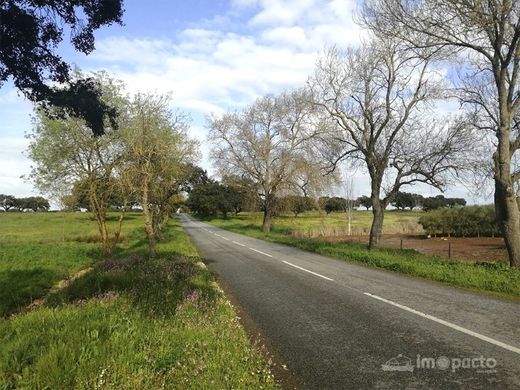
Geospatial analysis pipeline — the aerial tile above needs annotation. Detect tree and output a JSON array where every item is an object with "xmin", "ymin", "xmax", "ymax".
[
  {"xmin": 187, "ymin": 181, "xmax": 243, "ymax": 218},
  {"xmin": 1, "ymin": 0, "xmax": 124, "ymax": 135},
  {"xmin": 222, "ymin": 174, "xmax": 261, "ymax": 213},
  {"xmin": 181, "ymin": 164, "xmax": 211, "ymax": 194},
  {"xmin": 123, "ymin": 93, "xmax": 199, "ymax": 255},
  {"xmin": 323, "ymin": 197, "xmax": 348, "ymax": 214},
  {"xmin": 209, "ymin": 90, "xmax": 319, "ymax": 233},
  {"xmin": 362, "ymin": 0, "xmax": 520, "ymax": 266},
  {"xmin": 27, "ymin": 71, "xmax": 127, "ymax": 256},
  {"xmin": 357, "ymin": 196, "xmax": 372, "ymax": 211},
  {"xmin": 281, "ymin": 195, "xmax": 316, "ymax": 217},
  {"xmin": 422, "ymin": 195, "xmax": 467, "ymax": 211},
  {"xmin": 309, "ymin": 40, "xmax": 470, "ymax": 249},
  {"xmin": 391, "ymin": 192, "xmax": 423, "ymax": 211},
  {"xmin": 17, "ymin": 196, "xmax": 50, "ymax": 212},
  {"xmin": 0, "ymin": 194, "xmax": 16, "ymax": 211}
]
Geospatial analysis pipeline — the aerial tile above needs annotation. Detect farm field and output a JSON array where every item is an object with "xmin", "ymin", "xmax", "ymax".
[
  {"xmin": 204, "ymin": 211, "xmax": 520, "ymax": 298},
  {"xmin": 218, "ymin": 210, "xmax": 508, "ymax": 263},
  {"xmin": 0, "ymin": 212, "xmax": 277, "ymax": 389}
]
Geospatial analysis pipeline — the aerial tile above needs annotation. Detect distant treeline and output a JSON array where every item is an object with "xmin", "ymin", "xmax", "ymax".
[
  {"xmin": 418, "ymin": 206, "xmax": 499, "ymax": 237},
  {"xmin": 186, "ymin": 179, "xmax": 470, "ymax": 218},
  {"xmin": 0, "ymin": 194, "xmax": 50, "ymax": 212}
]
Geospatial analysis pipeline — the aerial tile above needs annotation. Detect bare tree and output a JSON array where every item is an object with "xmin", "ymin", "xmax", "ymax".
[
  {"xmin": 209, "ymin": 90, "xmax": 319, "ymax": 233},
  {"xmin": 362, "ymin": 0, "xmax": 520, "ymax": 266},
  {"xmin": 309, "ymin": 40, "xmax": 470, "ymax": 248}
]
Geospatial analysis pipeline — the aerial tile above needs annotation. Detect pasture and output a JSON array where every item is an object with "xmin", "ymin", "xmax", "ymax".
[{"xmin": 0, "ymin": 212, "xmax": 277, "ymax": 389}]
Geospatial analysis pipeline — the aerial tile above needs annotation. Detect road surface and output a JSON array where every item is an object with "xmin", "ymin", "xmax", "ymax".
[{"xmin": 180, "ymin": 214, "xmax": 520, "ymax": 389}]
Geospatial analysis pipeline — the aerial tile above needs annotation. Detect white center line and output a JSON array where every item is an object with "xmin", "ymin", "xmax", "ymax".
[
  {"xmin": 221, "ymin": 237, "xmax": 230, "ymax": 241},
  {"xmin": 249, "ymin": 248, "xmax": 273, "ymax": 258},
  {"xmin": 363, "ymin": 292, "xmax": 520, "ymax": 355},
  {"xmin": 282, "ymin": 260, "xmax": 334, "ymax": 281},
  {"xmin": 232, "ymin": 241, "xmax": 246, "ymax": 247}
]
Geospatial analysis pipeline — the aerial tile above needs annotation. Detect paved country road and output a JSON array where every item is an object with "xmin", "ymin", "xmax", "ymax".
[{"xmin": 179, "ymin": 214, "xmax": 520, "ymax": 389}]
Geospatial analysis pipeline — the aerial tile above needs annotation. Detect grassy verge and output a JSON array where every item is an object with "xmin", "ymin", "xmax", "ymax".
[
  {"xmin": 205, "ymin": 215, "xmax": 520, "ymax": 298},
  {"xmin": 0, "ymin": 213, "xmax": 278, "ymax": 389}
]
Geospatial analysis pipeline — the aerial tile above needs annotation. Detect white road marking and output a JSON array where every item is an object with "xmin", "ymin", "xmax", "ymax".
[
  {"xmin": 249, "ymin": 248, "xmax": 273, "ymax": 258},
  {"xmin": 282, "ymin": 261, "xmax": 334, "ymax": 281},
  {"xmin": 232, "ymin": 241, "xmax": 246, "ymax": 247},
  {"xmin": 214, "ymin": 233, "xmax": 223, "ymax": 238},
  {"xmin": 222, "ymin": 237, "xmax": 231, "ymax": 241},
  {"xmin": 363, "ymin": 292, "xmax": 520, "ymax": 355}
]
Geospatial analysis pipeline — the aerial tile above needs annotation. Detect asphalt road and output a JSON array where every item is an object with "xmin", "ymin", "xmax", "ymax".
[{"xmin": 180, "ymin": 214, "xmax": 520, "ymax": 389}]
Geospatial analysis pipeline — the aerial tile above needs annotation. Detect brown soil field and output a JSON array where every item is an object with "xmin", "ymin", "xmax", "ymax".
[{"xmin": 320, "ymin": 235, "xmax": 508, "ymax": 263}]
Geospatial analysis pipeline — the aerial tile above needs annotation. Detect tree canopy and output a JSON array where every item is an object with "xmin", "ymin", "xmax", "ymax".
[{"xmin": 0, "ymin": 0, "xmax": 124, "ymax": 135}]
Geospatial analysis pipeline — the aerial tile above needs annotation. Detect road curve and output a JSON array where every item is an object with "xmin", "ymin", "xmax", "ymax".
[{"xmin": 180, "ymin": 214, "xmax": 520, "ymax": 389}]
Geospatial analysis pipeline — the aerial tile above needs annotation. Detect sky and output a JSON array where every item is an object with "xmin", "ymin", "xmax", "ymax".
[{"xmin": 0, "ymin": 0, "xmax": 487, "ymax": 203}]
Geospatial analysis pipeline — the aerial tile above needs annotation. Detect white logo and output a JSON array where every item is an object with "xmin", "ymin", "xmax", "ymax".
[
  {"xmin": 382, "ymin": 354, "xmax": 497, "ymax": 373},
  {"xmin": 381, "ymin": 354, "xmax": 414, "ymax": 372}
]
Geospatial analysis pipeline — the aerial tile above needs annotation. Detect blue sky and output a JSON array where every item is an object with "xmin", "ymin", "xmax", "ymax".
[{"xmin": 0, "ymin": 0, "xmax": 485, "ymax": 202}]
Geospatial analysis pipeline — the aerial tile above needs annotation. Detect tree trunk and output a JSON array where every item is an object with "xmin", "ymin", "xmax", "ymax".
[
  {"xmin": 114, "ymin": 201, "xmax": 127, "ymax": 244},
  {"xmin": 89, "ymin": 190, "xmax": 111, "ymax": 257},
  {"xmin": 142, "ymin": 180, "xmax": 156, "ymax": 256},
  {"xmin": 262, "ymin": 193, "xmax": 274, "ymax": 234},
  {"xmin": 494, "ymin": 93, "xmax": 520, "ymax": 268},
  {"xmin": 495, "ymin": 177, "xmax": 520, "ymax": 268},
  {"xmin": 369, "ymin": 199, "xmax": 385, "ymax": 249}
]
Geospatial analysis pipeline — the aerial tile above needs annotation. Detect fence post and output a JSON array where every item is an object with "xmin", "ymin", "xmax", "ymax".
[
  {"xmin": 400, "ymin": 239, "xmax": 403, "ymax": 250},
  {"xmin": 448, "ymin": 242, "xmax": 452, "ymax": 259}
]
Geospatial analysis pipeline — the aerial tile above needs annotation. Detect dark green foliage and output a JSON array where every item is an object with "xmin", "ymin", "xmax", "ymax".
[
  {"xmin": 0, "ymin": 194, "xmax": 49, "ymax": 212},
  {"xmin": 278, "ymin": 195, "xmax": 316, "ymax": 216},
  {"xmin": 318, "ymin": 196, "xmax": 349, "ymax": 214},
  {"xmin": 0, "ymin": 194, "xmax": 17, "ymax": 211},
  {"xmin": 357, "ymin": 195, "xmax": 372, "ymax": 210},
  {"xmin": 181, "ymin": 164, "xmax": 211, "ymax": 194},
  {"xmin": 222, "ymin": 174, "xmax": 261, "ymax": 213},
  {"xmin": 422, "ymin": 195, "xmax": 467, "ymax": 211},
  {"xmin": 391, "ymin": 192, "xmax": 424, "ymax": 210},
  {"xmin": 187, "ymin": 182, "xmax": 242, "ymax": 218},
  {"xmin": 418, "ymin": 205, "xmax": 499, "ymax": 237},
  {"xmin": 0, "ymin": 0, "xmax": 123, "ymax": 135}
]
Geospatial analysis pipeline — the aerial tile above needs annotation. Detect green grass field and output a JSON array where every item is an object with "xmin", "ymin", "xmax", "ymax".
[
  {"xmin": 204, "ymin": 212, "xmax": 520, "ymax": 299},
  {"xmin": 0, "ymin": 212, "xmax": 278, "ymax": 389},
  {"xmin": 227, "ymin": 210, "xmax": 424, "ymax": 237}
]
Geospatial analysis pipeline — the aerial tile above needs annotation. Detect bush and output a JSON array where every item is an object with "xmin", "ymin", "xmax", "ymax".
[{"xmin": 418, "ymin": 205, "xmax": 499, "ymax": 237}]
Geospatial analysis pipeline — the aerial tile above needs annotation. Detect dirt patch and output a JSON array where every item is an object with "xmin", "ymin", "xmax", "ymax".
[{"xmin": 320, "ymin": 235, "xmax": 508, "ymax": 263}]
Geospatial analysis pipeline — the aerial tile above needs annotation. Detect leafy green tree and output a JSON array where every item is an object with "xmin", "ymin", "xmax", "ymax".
[
  {"xmin": 122, "ymin": 93, "xmax": 199, "ymax": 255},
  {"xmin": 281, "ymin": 195, "xmax": 316, "ymax": 217},
  {"xmin": 0, "ymin": 194, "xmax": 16, "ymax": 211},
  {"xmin": 222, "ymin": 174, "xmax": 261, "ymax": 213},
  {"xmin": 1, "ymin": 0, "xmax": 124, "ymax": 135},
  {"xmin": 324, "ymin": 197, "xmax": 347, "ymax": 214},
  {"xmin": 357, "ymin": 196, "xmax": 372, "ymax": 211},
  {"xmin": 391, "ymin": 192, "xmax": 423, "ymax": 211},
  {"xmin": 27, "ymin": 71, "xmax": 127, "ymax": 256},
  {"xmin": 187, "ymin": 181, "xmax": 242, "ymax": 218}
]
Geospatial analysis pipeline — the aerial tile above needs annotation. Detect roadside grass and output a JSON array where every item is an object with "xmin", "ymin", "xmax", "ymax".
[
  {"xmin": 0, "ymin": 212, "xmax": 145, "ymax": 317},
  {"xmin": 0, "ymin": 214, "xmax": 278, "ymax": 389},
  {"xmin": 204, "ymin": 214, "xmax": 520, "ymax": 298}
]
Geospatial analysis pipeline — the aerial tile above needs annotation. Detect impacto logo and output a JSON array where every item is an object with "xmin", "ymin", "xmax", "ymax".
[{"xmin": 381, "ymin": 354, "xmax": 497, "ymax": 373}]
